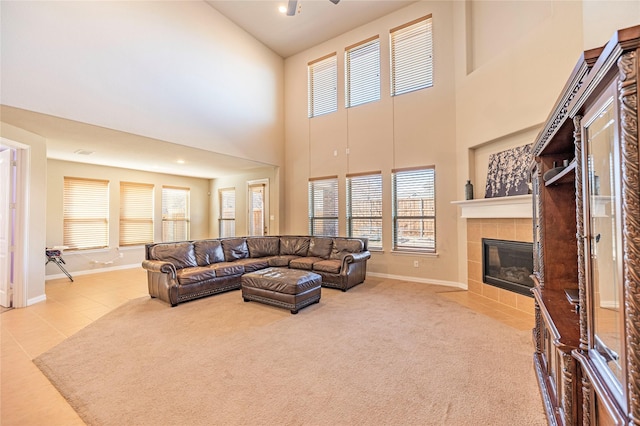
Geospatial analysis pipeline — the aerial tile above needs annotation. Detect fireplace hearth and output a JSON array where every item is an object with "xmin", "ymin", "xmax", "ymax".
[{"xmin": 482, "ymin": 238, "xmax": 534, "ymax": 296}]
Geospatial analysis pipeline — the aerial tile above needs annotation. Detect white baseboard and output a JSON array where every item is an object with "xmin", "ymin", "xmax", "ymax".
[
  {"xmin": 367, "ymin": 272, "xmax": 467, "ymax": 290},
  {"xmin": 45, "ymin": 263, "xmax": 141, "ymax": 281},
  {"xmin": 27, "ymin": 294, "xmax": 47, "ymax": 306}
]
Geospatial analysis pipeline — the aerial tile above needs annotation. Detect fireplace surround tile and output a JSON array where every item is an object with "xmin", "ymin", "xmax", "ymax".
[{"xmin": 466, "ymin": 217, "xmax": 534, "ymax": 315}]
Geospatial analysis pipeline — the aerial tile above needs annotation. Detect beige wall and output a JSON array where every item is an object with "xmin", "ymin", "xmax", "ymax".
[
  {"xmin": 0, "ymin": 122, "xmax": 47, "ymax": 305},
  {"xmin": 45, "ymin": 160, "xmax": 211, "ymax": 277},
  {"xmin": 209, "ymin": 166, "xmax": 281, "ymax": 237},
  {"xmin": 0, "ymin": 1, "xmax": 285, "ymax": 167},
  {"xmin": 284, "ymin": 2, "xmax": 461, "ymax": 285}
]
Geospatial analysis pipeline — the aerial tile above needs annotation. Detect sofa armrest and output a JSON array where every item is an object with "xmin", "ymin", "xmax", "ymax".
[
  {"xmin": 142, "ymin": 260, "xmax": 177, "ymax": 279},
  {"xmin": 341, "ymin": 251, "xmax": 371, "ymax": 271}
]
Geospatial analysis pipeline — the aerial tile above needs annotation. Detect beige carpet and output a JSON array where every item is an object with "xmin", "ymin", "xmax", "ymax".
[{"xmin": 34, "ymin": 277, "xmax": 545, "ymax": 426}]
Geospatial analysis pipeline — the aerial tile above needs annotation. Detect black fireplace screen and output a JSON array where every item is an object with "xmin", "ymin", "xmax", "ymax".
[{"xmin": 482, "ymin": 238, "xmax": 534, "ymax": 296}]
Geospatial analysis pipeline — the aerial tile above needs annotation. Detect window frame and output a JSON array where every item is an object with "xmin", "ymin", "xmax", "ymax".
[
  {"xmin": 345, "ymin": 35, "xmax": 381, "ymax": 108},
  {"xmin": 390, "ymin": 14, "xmax": 434, "ymax": 97},
  {"xmin": 308, "ymin": 176, "xmax": 339, "ymax": 237},
  {"xmin": 63, "ymin": 177, "xmax": 110, "ymax": 250},
  {"xmin": 161, "ymin": 186, "xmax": 190, "ymax": 242},
  {"xmin": 391, "ymin": 166, "xmax": 436, "ymax": 253},
  {"xmin": 119, "ymin": 181, "xmax": 154, "ymax": 246},
  {"xmin": 219, "ymin": 187, "xmax": 236, "ymax": 238},
  {"xmin": 308, "ymin": 52, "xmax": 338, "ymax": 118},
  {"xmin": 347, "ymin": 171, "xmax": 383, "ymax": 250}
]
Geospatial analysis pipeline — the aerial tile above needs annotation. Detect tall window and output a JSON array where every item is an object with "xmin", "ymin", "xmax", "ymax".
[
  {"xmin": 63, "ymin": 177, "xmax": 109, "ymax": 250},
  {"xmin": 390, "ymin": 14, "xmax": 433, "ymax": 96},
  {"xmin": 392, "ymin": 167, "xmax": 436, "ymax": 252},
  {"xmin": 308, "ymin": 53, "xmax": 337, "ymax": 117},
  {"xmin": 219, "ymin": 188, "xmax": 235, "ymax": 238},
  {"xmin": 309, "ymin": 176, "xmax": 339, "ymax": 237},
  {"xmin": 345, "ymin": 36, "xmax": 380, "ymax": 108},
  {"xmin": 347, "ymin": 172, "xmax": 382, "ymax": 250},
  {"xmin": 162, "ymin": 186, "xmax": 190, "ymax": 242},
  {"xmin": 120, "ymin": 182, "xmax": 154, "ymax": 246}
]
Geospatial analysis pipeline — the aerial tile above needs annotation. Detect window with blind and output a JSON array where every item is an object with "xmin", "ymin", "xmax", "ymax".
[
  {"xmin": 308, "ymin": 53, "xmax": 337, "ymax": 118},
  {"xmin": 392, "ymin": 167, "xmax": 436, "ymax": 252},
  {"xmin": 345, "ymin": 36, "xmax": 380, "ymax": 108},
  {"xmin": 219, "ymin": 188, "xmax": 236, "ymax": 238},
  {"xmin": 162, "ymin": 186, "xmax": 190, "ymax": 242},
  {"xmin": 308, "ymin": 177, "xmax": 339, "ymax": 237},
  {"xmin": 347, "ymin": 172, "xmax": 382, "ymax": 250},
  {"xmin": 390, "ymin": 14, "xmax": 433, "ymax": 96},
  {"xmin": 119, "ymin": 182, "xmax": 154, "ymax": 246},
  {"xmin": 63, "ymin": 177, "xmax": 109, "ymax": 250}
]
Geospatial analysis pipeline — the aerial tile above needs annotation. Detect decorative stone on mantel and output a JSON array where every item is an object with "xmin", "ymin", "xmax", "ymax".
[{"xmin": 451, "ymin": 194, "xmax": 532, "ymax": 219}]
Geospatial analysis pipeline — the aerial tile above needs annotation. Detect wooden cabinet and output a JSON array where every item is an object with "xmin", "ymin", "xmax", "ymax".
[{"xmin": 531, "ymin": 26, "xmax": 640, "ymax": 426}]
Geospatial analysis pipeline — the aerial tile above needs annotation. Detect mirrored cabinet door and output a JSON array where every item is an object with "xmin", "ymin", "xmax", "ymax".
[{"xmin": 583, "ymin": 81, "xmax": 625, "ymax": 398}]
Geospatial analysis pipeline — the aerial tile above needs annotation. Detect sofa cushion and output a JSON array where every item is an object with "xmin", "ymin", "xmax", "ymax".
[
  {"xmin": 330, "ymin": 238, "xmax": 365, "ymax": 260},
  {"xmin": 308, "ymin": 237, "xmax": 333, "ymax": 259},
  {"xmin": 193, "ymin": 240, "xmax": 225, "ymax": 266},
  {"xmin": 221, "ymin": 238, "xmax": 249, "ymax": 261},
  {"xmin": 207, "ymin": 262, "xmax": 244, "ymax": 277},
  {"xmin": 313, "ymin": 259, "xmax": 341, "ymax": 274},
  {"xmin": 246, "ymin": 237, "xmax": 280, "ymax": 258},
  {"xmin": 176, "ymin": 266, "xmax": 217, "ymax": 285},
  {"xmin": 268, "ymin": 255, "xmax": 300, "ymax": 267},
  {"xmin": 279, "ymin": 237, "xmax": 310, "ymax": 256},
  {"xmin": 289, "ymin": 257, "xmax": 323, "ymax": 271},
  {"xmin": 233, "ymin": 258, "xmax": 269, "ymax": 273},
  {"xmin": 149, "ymin": 242, "xmax": 197, "ymax": 270}
]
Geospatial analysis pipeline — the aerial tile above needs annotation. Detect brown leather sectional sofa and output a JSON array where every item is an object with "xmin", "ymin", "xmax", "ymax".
[{"xmin": 142, "ymin": 236, "xmax": 371, "ymax": 306}]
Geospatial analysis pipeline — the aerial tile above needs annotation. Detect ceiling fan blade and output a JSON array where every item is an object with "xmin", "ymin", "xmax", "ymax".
[
  {"xmin": 329, "ymin": 0, "xmax": 340, "ymax": 4},
  {"xmin": 286, "ymin": 0, "xmax": 298, "ymax": 16}
]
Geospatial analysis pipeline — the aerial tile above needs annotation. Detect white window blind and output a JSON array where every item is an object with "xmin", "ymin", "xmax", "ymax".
[
  {"xmin": 63, "ymin": 177, "xmax": 109, "ymax": 250},
  {"xmin": 120, "ymin": 182, "xmax": 154, "ymax": 246},
  {"xmin": 162, "ymin": 186, "xmax": 190, "ymax": 242},
  {"xmin": 219, "ymin": 188, "xmax": 236, "ymax": 238},
  {"xmin": 308, "ymin": 177, "xmax": 339, "ymax": 237},
  {"xmin": 345, "ymin": 36, "xmax": 380, "ymax": 108},
  {"xmin": 308, "ymin": 53, "xmax": 337, "ymax": 117},
  {"xmin": 390, "ymin": 15, "xmax": 433, "ymax": 96},
  {"xmin": 347, "ymin": 172, "xmax": 382, "ymax": 250},
  {"xmin": 392, "ymin": 167, "xmax": 436, "ymax": 252}
]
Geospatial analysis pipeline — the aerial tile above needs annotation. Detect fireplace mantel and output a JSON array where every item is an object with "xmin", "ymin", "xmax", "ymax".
[{"xmin": 451, "ymin": 194, "xmax": 532, "ymax": 219}]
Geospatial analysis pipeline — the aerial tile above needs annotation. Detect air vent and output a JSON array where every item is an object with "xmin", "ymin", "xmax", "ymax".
[{"xmin": 74, "ymin": 149, "xmax": 95, "ymax": 156}]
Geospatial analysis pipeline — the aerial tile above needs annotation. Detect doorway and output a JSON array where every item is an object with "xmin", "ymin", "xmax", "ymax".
[
  {"xmin": 247, "ymin": 179, "xmax": 269, "ymax": 236},
  {"xmin": 0, "ymin": 138, "xmax": 29, "ymax": 308}
]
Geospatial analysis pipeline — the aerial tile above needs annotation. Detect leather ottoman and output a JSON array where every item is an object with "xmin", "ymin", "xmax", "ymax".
[{"xmin": 241, "ymin": 267, "xmax": 321, "ymax": 314}]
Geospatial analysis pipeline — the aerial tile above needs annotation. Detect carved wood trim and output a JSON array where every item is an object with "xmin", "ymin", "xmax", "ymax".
[
  {"xmin": 618, "ymin": 50, "xmax": 640, "ymax": 425},
  {"xmin": 582, "ymin": 375, "xmax": 592, "ymax": 426},
  {"xmin": 534, "ymin": 301, "xmax": 542, "ymax": 353},
  {"xmin": 573, "ymin": 115, "xmax": 589, "ymax": 351},
  {"xmin": 562, "ymin": 352, "xmax": 575, "ymax": 425},
  {"xmin": 534, "ymin": 166, "xmax": 545, "ymax": 286}
]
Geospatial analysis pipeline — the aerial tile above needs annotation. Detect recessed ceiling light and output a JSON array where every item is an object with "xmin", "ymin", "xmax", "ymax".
[
  {"xmin": 177, "ymin": 159, "xmax": 185, "ymax": 164},
  {"xmin": 74, "ymin": 149, "xmax": 95, "ymax": 155},
  {"xmin": 278, "ymin": 5, "xmax": 287, "ymax": 14}
]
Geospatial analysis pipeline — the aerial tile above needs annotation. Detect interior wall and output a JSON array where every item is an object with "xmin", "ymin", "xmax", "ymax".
[
  {"xmin": 209, "ymin": 166, "xmax": 281, "ymax": 238},
  {"xmin": 0, "ymin": 0, "xmax": 285, "ymax": 167},
  {"xmin": 582, "ymin": 1, "xmax": 640, "ymax": 50},
  {"xmin": 45, "ymin": 159, "xmax": 210, "ymax": 277},
  {"xmin": 0, "ymin": 122, "xmax": 47, "ymax": 305},
  {"xmin": 284, "ymin": 2, "xmax": 461, "ymax": 285}
]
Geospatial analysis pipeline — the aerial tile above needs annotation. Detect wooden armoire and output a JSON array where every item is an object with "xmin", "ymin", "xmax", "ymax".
[{"xmin": 531, "ymin": 25, "xmax": 640, "ymax": 425}]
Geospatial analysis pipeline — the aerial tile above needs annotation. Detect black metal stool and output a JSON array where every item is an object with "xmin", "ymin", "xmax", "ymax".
[{"xmin": 45, "ymin": 249, "xmax": 73, "ymax": 282}]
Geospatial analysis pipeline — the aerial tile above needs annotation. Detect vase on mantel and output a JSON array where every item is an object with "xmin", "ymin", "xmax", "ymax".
[{"xmin": 465, "ymin": 180, "xmax": 474, "ymax": 200}]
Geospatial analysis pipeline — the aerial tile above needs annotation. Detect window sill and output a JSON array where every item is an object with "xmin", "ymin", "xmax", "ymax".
[{"xmin": 390, "ymin": 250, "xmax": 439, "ymax": 258}]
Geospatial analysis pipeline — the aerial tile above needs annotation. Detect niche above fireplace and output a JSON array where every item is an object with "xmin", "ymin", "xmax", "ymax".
[{"xmin": 482, "ymin": 238, "xmax": 533, "ymax": 296}]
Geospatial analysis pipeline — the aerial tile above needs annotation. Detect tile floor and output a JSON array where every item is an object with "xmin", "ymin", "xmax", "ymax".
[{"xmin": 1, "ymin": 268, "xmax": 535, "ymax": 425}]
